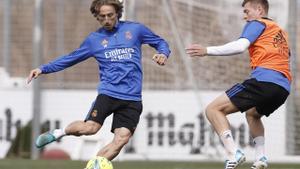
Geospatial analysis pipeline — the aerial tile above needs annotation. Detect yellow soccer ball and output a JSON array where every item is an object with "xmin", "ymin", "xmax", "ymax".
[{"xmin": 85, "ymin": 156, "xmax": 113, "ymax": 169}]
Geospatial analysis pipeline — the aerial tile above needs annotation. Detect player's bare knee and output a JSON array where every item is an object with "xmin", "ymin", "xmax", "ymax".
[
  {"xmin": 81, "ymin": 123, "xmax": 100, "ymax": 135},
  {"xmin": 113, "ymin": 135, "xmax": 130, "ymax": 148},
  {"xmin": 205, "ymin": 104, "xmax": 214, "ymax": 119}
]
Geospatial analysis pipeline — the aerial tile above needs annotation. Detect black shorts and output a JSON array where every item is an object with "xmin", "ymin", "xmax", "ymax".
[
  {"xmin": 226, "ymin": 78, "xmax": 289, "ymax": 116},
  {"xmin": 85, "ymin": 94, "xmax": 143, "ymax": 134}
]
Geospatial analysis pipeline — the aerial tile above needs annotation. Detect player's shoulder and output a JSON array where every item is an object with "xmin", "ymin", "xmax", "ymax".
[
  {"xmin": 86, "ymin": 31, "xmax": 100, "ymax": 39},
  {"xmin": 89, "ymin": 28, "xmax": 110, "ymax": 37},
  {"xmin": 120, "ymin": 20, "xmax": 144, "ymax": 26},
  {"xmin": 84, "ymin": 31, "xmax": 106, "ymax": 43},
  {"xmin": 244, "ymin": 20, "xmax": 266, "ymax": 30},
  {"xmin": 253, "ymin": 17, "xmax": 278, "ymax": 26},
  {"xmin": 247, "ymin": 20, "xmax": 265, "ymax": 26},
  {"xmin": 119, "ymin": 20, "xmax": 148, "ymax": 29}
]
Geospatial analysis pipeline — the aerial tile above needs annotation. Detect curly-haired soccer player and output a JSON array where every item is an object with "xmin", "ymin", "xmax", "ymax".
[{"xmin": 28, "ymin": 0, "xmax": 170, "ymax": 162}]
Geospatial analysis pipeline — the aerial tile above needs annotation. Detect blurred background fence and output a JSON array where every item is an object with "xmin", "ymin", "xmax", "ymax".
[{"xmin": 0, "ymin": 0, "xmax": 299, "ymax": 156}]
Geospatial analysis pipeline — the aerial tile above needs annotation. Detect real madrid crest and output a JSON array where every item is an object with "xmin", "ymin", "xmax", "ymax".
[
  {"xmin": 101, "ymin": 39, "xmax": 108, "ymax": 48},
  {"xmin": 125, "ymin": 31, "xmax": 132, "ymax": 40},
  {"xmin": 91, "ymin": 110, "xmax": 98, "ymax": 117}
]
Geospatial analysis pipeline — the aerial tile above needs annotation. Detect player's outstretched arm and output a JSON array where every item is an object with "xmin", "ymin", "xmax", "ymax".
[
  {"xmin": 186, "ymin": 38, "xmax": 250, "ymax": 57},
  {"xmin": 152, "ymin": 53, "xmax": 167, "ymax": 66},
  {"xmin": 27, "ymin": 68, "xmax": 42, "ymax": 84}
]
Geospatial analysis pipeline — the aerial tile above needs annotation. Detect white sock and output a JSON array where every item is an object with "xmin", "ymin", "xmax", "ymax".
[
  {"xmin": 253, "ymin": 136, "xmax": 265, "ymax": 161},
  {"xmin": 52, "ymin": 128, "xmax": 66, "ymax": 139},
  {"xmin": 220, "ymin": 130, "xmax": 238, "ymax": 160}
]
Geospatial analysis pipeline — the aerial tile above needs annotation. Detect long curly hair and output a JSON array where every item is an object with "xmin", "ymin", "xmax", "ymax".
[{"xmin": 90, "ymin": 0, "xmax": 124, "ymax": 19}]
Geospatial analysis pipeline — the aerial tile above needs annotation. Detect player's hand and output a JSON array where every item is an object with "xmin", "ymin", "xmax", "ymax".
[
  {"xmin": 27, "ymin": 68, "xmax": 42, "ymax": 84},
  {"xmin": 152, "ymin": 54, "xmax": 167, "ymax": 66},
  {"xmin": 185, "ymin": 44, "xmax": 207, "ymax": 57}
]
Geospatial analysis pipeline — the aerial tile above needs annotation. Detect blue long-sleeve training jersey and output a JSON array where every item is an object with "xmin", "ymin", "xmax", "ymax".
[{"xmin": 40, "ymin": 21, "xmax": 171, "ymax": 101}]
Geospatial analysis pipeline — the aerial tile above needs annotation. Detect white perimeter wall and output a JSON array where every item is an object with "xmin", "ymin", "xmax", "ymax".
[{"xmin": 0, "ymin": 89, "xmax": 298, "ymax": 162}]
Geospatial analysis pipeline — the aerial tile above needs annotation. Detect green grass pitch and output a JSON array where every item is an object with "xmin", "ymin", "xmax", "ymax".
[{"xmin": 0, "ymin": 159, "xmax": 300, "ymax": 169}]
